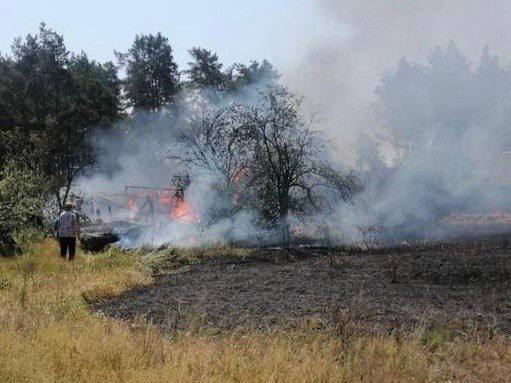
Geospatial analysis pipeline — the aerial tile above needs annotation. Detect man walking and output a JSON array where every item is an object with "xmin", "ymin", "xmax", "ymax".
[{"xmin": 55, "ymin": 203, "xmax": 80, "ymax": 260}]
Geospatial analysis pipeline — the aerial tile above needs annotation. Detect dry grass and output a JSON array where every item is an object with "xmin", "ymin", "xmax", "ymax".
[{"xmin": 0, "ymin": 240, "xmax": 510, "ymax": 382}]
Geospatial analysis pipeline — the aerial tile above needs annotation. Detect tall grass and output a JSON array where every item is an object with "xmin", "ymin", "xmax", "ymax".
[{"xmin": 0, "ymin": 240, "xmax": 510, "ymax": 382}]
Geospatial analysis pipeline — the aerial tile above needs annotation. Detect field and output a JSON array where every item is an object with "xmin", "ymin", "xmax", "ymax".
[
  {"xmin": 99, "ymin": 243, "xmax": 511, "ymax": 333},
  {"xmin": 1, "ymin": 240, "xmax": 511, "ymax": 382}
]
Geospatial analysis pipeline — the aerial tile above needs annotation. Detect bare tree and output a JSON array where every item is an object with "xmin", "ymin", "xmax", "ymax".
[
  {"xmin": 166, "ymin": 98, "xmax": 255, "ymax": 227},
  {"xmin": 245, "ymin": 87, "xmax": 356, "ymax": 240},
  {"xmin": 168, "ymin": 98, "xmax": 252, "ymax": 189},
  {"xmin": 167, "ymin": 87, "xmax": 358, "ymax": 242}
]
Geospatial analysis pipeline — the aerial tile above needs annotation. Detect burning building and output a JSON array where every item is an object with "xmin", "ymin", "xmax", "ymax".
[
  {"xmin": 83, "ymin": 184, "xmax": 198, "ymax": 225},
  {"xmin": 79, "ymin": 181, "xmax": 201, "ymax": 250},
  {"xmin": 123, "ymin": 185, "xmax": 198, "ymax": 224}
]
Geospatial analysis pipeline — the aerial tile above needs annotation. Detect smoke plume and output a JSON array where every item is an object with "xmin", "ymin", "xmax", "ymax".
[
  {"xmin": 285, "ymin": 1, "xmax": 511, "ymax": 242},
  {"xmin": 289, "ymin": 0, "xmax": 511, "ymax": 149},
  {"xmin": 77, "ymin": 96, "xmax": 269, "ymax": 248},
  {"xmin": 79, "ymin": 2, "xmax": 511, "ymax": 246}
]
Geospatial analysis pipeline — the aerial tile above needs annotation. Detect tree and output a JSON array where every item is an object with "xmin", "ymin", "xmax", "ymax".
[
  {"xmin": 167, "ymin": 99, "xmax": 253, "ymax": 221},
  {"xmin": 0, "ymin": 24, "xmax": 121, "ymax": 209},
  {"xmin": 68, "ymin": 53, "xmax": 122, "ymax": 124},
  {"xmin": 167, "ymin": 86, "xmax": 356, "ymax": 240},
  {"xmin": 10, "ymin": 23, "xmax": 73, "ymax": 134},
  {"xmin": 118, "ymin": 33, "xmax": 180, "ymax": 111},
  {"xmin": 0, "ymin": 57, "xmax": 30, "ymax": 166},
  {"xmin": 245, "ymin": 87, "xmax": 354, "ymax": 239},
  {"xmin": 0, "ymin": 161, "xmax": 47, "ymax": 255},
  {"xmin": 185, "ymin": 48, "xmax": 230, "ymax": 97},
  {"xmin": 185, "ymin": 50, "xmax": 280, "ymax": 102},
  {"xmin": 230, "ymin": 60, "xmax": 280, "ymax": 91},
  {"xmin": 371, "ymin": 43, "xmax": 511, "ymax": 231},
  {"xmin": 169, "ymin": 101, "xmax": 250, "ymax": 185},
  {"xmin": 375, "ymin": 57, "xmax": 428, "ymax": 154},
  {"xmin": 376, "ymin": 42, "xmax": 473, "ymax": 156}
]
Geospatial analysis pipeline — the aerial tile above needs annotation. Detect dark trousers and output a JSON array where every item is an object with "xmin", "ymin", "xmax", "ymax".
[{"xmin": 59, "ymin": 237, "xmax": 76, "ymax": 260}]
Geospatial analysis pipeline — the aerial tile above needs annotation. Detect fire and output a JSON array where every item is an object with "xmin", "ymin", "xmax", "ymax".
[
  {"xmin": 123, "ymin": 186, "xmax": 199, "ymax": 224},
  {"xmin": 156, "ymin": 190, "xmax": 199, "ymax": 222},
  {"xmin": 127, "ymin": 198, "xmax": 137, "ymax": 221},
  {"xmin": 169, "ymin": 199, "xmax": 200, "ymax": 223}
]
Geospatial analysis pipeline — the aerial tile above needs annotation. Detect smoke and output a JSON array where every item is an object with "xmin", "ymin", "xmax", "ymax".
[
  {"xmin": 284, "ymin": 1, "xmax": 511, "ymax": 241},
  {"xmin": 288, "ymin": 0, "xmax": 511, "ymax": 151},
  {"xmin": 77, "ymin": 94, "xmax": 270, "ymax": 248},
  {"xmin": 78, "ymin": 113, "xmax": 177, "ymax": 197},
  {"xmin": 78, "ymin": 2, "xmax": 511, "ymax": 247}
]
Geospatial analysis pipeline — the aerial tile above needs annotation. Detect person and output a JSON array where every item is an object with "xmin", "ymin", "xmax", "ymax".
[{"xmin": 54, "ymin": 203, "xmax": 80, "ymax": 260}]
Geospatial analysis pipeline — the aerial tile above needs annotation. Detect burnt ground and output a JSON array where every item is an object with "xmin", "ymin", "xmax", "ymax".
[{"xmin": 94, "ymin": 242, "xmax": 511, "ymax": 333}]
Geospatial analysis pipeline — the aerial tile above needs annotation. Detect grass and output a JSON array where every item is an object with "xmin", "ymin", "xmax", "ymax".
[{"xmin": 0, "ymin": 240, "xmax": 510, "ymax": 382}]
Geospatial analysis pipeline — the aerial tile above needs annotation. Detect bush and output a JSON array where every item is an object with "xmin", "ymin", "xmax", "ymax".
[{"xmin": 0, "ymin": 161, "xmax": 47, "ymax": 255}]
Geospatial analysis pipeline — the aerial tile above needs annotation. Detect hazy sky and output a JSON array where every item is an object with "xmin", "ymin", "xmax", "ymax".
[{"xmin": 0, "ymin": 0, "xmax": 326, "ymax": 72}]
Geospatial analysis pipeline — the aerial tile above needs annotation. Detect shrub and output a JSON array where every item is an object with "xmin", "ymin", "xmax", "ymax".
[{"xmin": 0, "ymin": 161, "xmax": 47, "ymax": 255}]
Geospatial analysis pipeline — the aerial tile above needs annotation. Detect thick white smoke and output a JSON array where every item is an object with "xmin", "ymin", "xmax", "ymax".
[
  {"xmin": 79, "ymin": 2, "xmax": 511, "ymax": 247},
  {"xmin": 288, "ymin": 0, "xmax": 511, "ymax": 151},
  {"xmin": 77, "ymin": 95, "xmax": 270, "ymax": 248},
  {"xmin": 284, "ymin": 1, "xmax": 511, "ymax": 242}
]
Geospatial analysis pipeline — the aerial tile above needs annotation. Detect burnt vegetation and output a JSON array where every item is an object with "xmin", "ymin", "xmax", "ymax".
[{"xmin": 97, "ymin": 241, "xmax": 511, "ymax": 334}]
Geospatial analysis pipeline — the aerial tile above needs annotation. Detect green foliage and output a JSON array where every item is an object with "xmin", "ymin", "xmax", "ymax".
[
  {"xmin": 117, "ymin": 33, "xmax": 180, "ymax": 111},
  {"xmin": 0, "ymin": 162, "xmax": 46, "ymax": 233},
  {"xmin": 186, "ymin": 47, "xmax": 229, "ymax": 91},
  {"xmin": 12, "ymin": 228, "xmax": 46, "ymax": 253},
  {"xmin": 68, "ymin": 53, "xmax": 121, "ymax": 124},
  {"xmin": 0, "ymin": 23, "xmax": 122, "ymax": 210},
  {"xmin": 0, "ymin": 162, "xmax": 47, "ymax": 255},
  {"xmin": 230, "ymin": 60, "xmax": 280, "ymax": 91},
  {"xmin": 0, "ymin": 23, "xmax": 298, "ymax": 243},
  {"xmin": 185, "ymin": 48, "xmax": 279, "ymax": 101}
]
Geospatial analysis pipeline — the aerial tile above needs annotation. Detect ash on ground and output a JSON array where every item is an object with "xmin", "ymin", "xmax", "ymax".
[{"xmin": 93, "ymin": 240, "xmax": 511, "ymax": 334}]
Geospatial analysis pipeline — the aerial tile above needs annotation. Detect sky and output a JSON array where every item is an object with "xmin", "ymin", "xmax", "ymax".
[{"xmin": 0, "ymin": 0, "xmax": 326, "ymax": 73}]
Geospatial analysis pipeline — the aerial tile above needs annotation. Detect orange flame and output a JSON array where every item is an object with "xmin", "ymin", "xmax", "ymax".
[
  {"xmin": 127, "ymin": 198, "xmax": 137, "ymax": 221},
  {"xmin": 125, "ymin": 188, "xmax": 200, "ymax": 224},
  {"xmin": 169, "ymin": 199, "xmax": 200, "ymax": 223}
]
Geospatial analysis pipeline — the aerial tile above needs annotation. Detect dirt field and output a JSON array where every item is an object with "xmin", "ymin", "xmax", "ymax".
[{"xmin": 96, "ymin": 242, "xmax": 511, "ymax": 333}]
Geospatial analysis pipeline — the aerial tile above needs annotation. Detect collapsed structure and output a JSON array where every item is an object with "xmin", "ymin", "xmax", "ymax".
[
  {"xmin": 80, "ymin": 184, "xmax": 199, "ymax": 251},
  {"xmin": 83, "ymin": 185, "xmax": 197, "ymax": 224}
]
